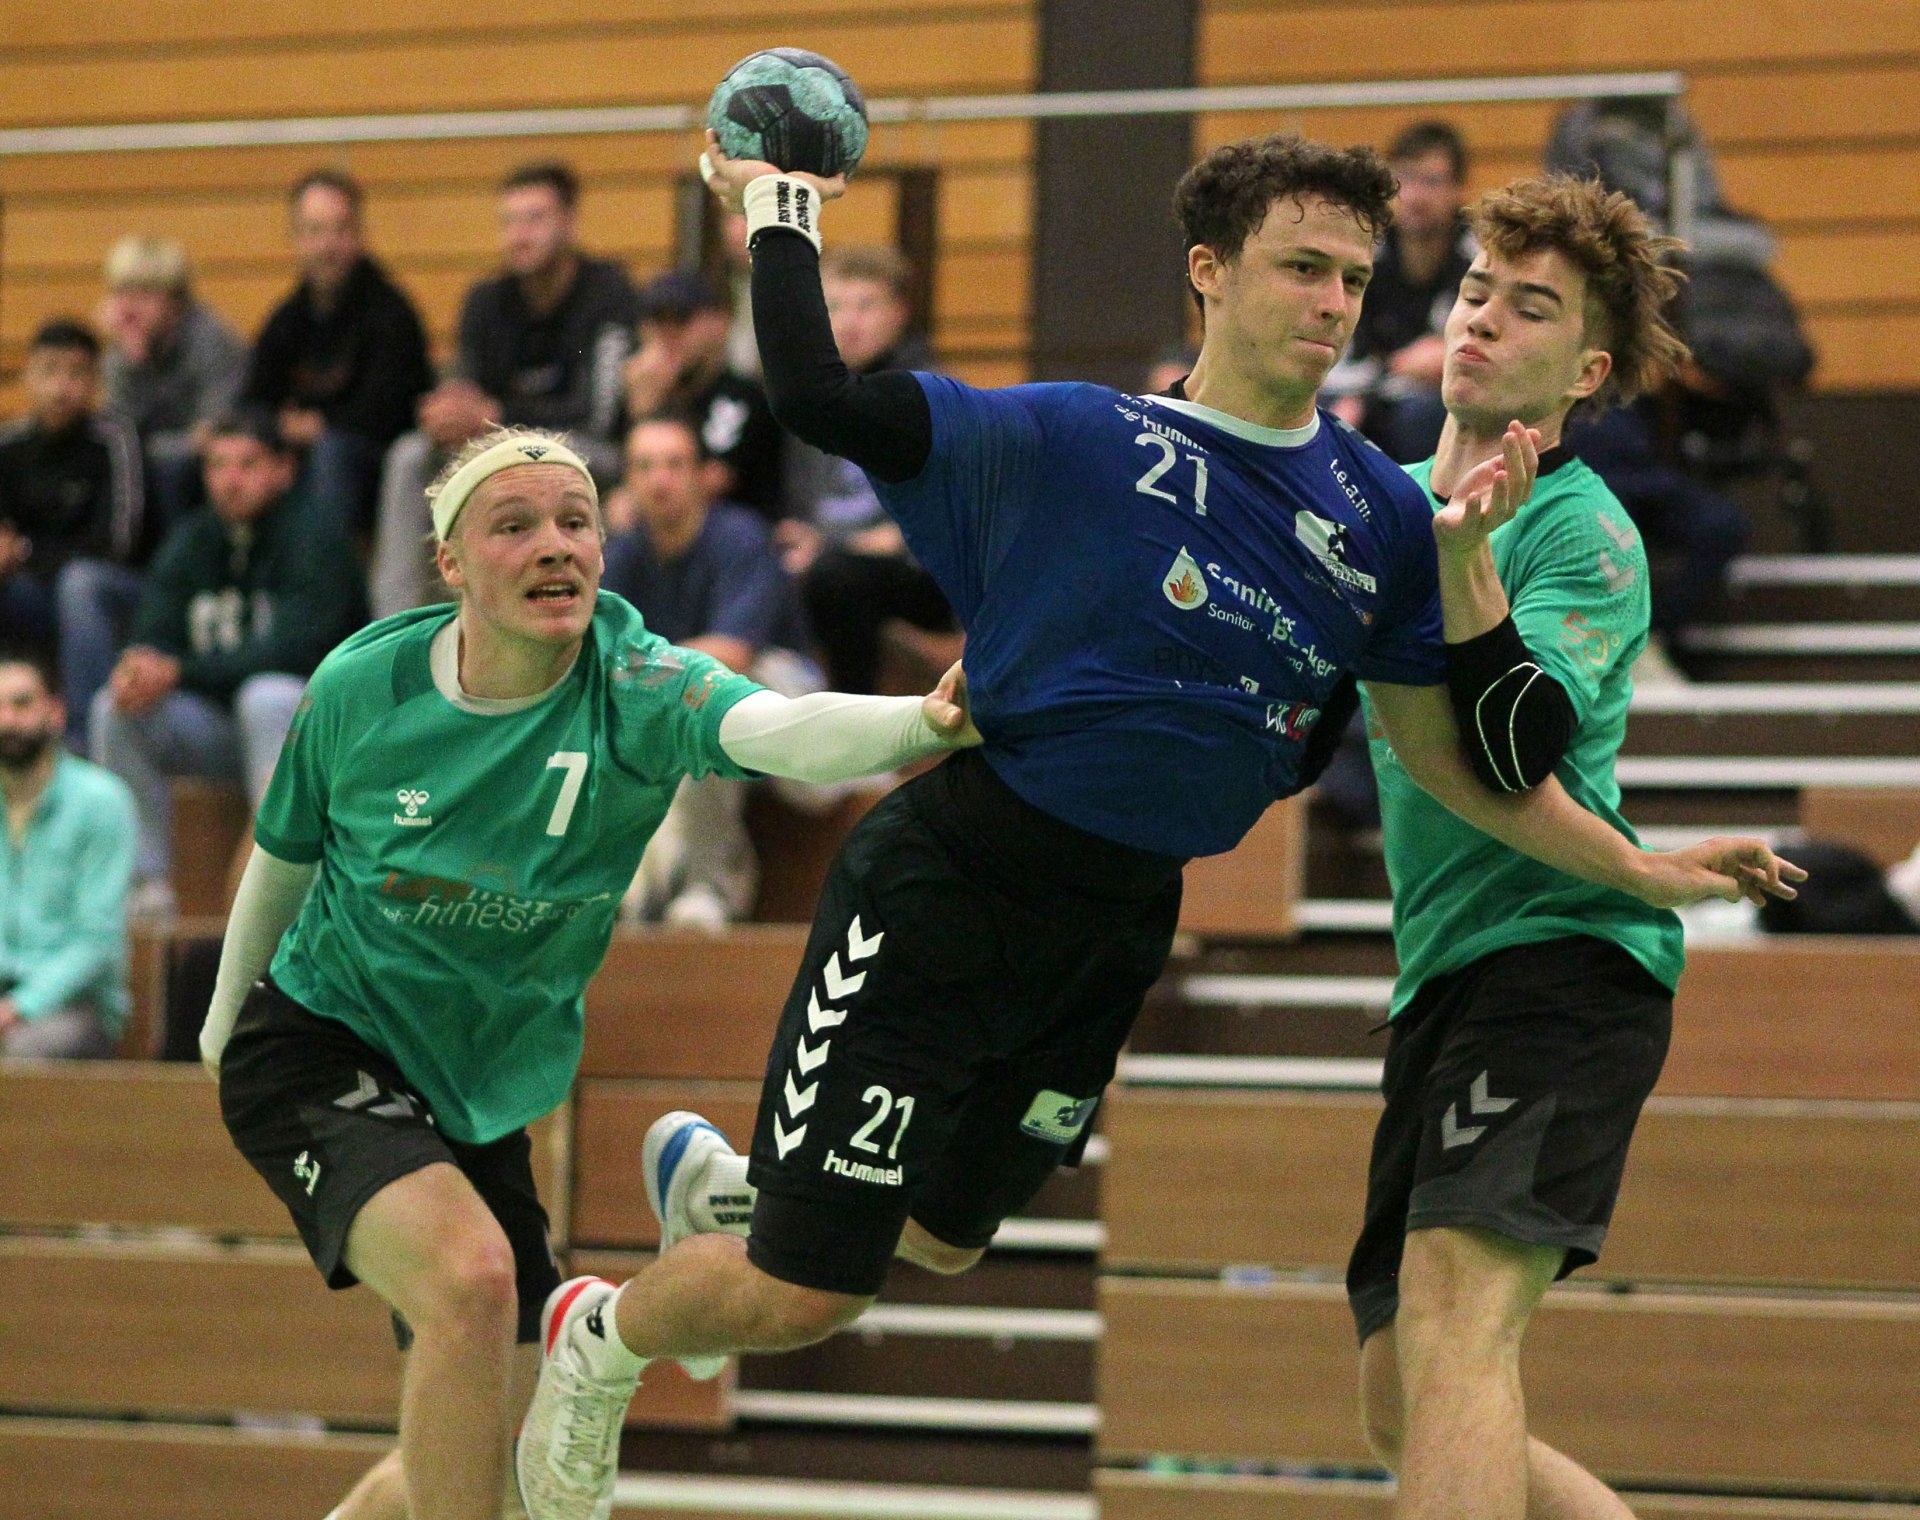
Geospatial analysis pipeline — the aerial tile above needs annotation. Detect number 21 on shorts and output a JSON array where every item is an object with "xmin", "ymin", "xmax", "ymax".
[{"xmin": 544, "ymin": 751, "xmax": 587, "ymax": 836}]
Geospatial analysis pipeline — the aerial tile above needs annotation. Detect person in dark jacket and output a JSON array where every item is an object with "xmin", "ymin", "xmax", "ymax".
[
  {"xmin": 370, "ymin": 161, "xmax": 636, "ymax": 616},
  {"xmin": 243, "ymin": 169, "xmax": 433, "ymax": 538},
  {"xmin": 92, "ymin": 409, "xmax": 366, "ymax": 905},
  {"xmin": 0, "ymin": 319, "xmax": 147, "ymax": 750}
]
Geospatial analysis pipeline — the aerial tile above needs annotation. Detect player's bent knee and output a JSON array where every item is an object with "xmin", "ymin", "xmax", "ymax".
[
  {"xmin": 416, "ymin": 1235, "xmax": 519, "ymax": 1335},
  {"xmin": 748, "ymin": 1279, "xmax": 873, "ymax": 1351}
]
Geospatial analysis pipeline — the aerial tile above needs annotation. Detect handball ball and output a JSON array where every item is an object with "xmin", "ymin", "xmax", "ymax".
[{"xmin": 706, "ymin": 48, "xmax": 869, "ymax": 178}]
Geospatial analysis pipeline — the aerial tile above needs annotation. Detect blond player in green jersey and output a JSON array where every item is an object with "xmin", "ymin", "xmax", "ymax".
[
  {"xmin": 204, "ymin": 425, "xmax": 980, "ymax": 1520},
  {"xmin": 1349, "ymin": 177, "xmax": 1804, "ymax": 1520}
]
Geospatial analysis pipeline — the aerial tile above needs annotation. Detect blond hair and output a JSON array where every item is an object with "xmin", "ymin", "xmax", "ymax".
[
  {"xmin": 104, "ymin": 235, "xmax": 191, "ymax": 297},
  {"xmin": 1469, "ymin": 175, "xmax": 1688, "ymax": 410}
]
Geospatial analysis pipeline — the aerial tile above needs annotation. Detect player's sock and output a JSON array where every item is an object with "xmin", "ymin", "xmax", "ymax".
[
  {"xmin": 689, "ymin": 1151, "xmax": 755, "ymax": 1236},
  {"xmin": 578, "ymin": 1284, "xmax": 648, "ymax": 1381}
]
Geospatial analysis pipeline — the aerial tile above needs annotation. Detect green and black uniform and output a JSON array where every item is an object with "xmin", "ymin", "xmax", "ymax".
[
  {"xmin": 1347, "ymin": 448, "xmax": 1682, "ymax": 1345},
  {"xmin": 218, "ymin": 594, "xmax": 760, "ymax": 1329}
]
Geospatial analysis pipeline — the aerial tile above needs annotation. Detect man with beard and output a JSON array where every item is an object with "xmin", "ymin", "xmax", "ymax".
[{"xmin": 0, "ymin": 649, "xmax": 136, "ymax": 1058}]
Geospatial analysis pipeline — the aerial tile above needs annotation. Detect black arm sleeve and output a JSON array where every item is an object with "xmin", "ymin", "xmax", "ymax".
[
  {"xmin": 1445, "ymin": 616, "xmax": 1578, "ymax": 793},
  {"xmin": 749, "ymin": 229, "xmax": 932, "ymax": 483}
]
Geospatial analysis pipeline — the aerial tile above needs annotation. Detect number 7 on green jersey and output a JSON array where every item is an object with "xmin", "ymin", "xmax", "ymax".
[{"xmin": 544, "ymin": 751, "xmax": 588, "ymax": 837}]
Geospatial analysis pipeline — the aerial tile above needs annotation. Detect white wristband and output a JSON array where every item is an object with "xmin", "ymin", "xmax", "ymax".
[{"xmin": 742, "ymin": 174, "xmax": 823, "ymax": 253}]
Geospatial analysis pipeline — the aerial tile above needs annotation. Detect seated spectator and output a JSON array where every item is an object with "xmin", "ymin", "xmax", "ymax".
[
  {"xmin": 242, "ymin": 168, "xmax": 433, "ymax": 540},
  {"xmin": 777, "ymin": 246, "xmax": 956, "ymax": 693},
  {"xmin": 1324, "ymin": 121, "xmax": 1475, "ymax": 462},
  {"xmin": 0, "ymin": 648, "xmax": 135, "ymax": 1058},
  {"xmin": 602, "ymin": 412, "xmax": 825, "ymax": 928},
  {"xmin": 0, "ymin": 319, "xmax": 147, "ymax": 750},
  {"xmin": 93, "ymin": 410, "xmax": 366, "ymax": 913},
  {"xmin": 623, "ymin": 268, "xmax": 783, "ymax": 516},
  {"xmin": 99, "ymin": 234, "xmax": 246, "ymax": 533},
  {"xmin": 370, "ymin": 161, "xmax": 636, "ymax": 616}
]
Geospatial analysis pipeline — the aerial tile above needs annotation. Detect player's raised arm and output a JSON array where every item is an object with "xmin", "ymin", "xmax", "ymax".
[{"xmin": 701, "ymin": 135, "xmax": 933, "ymax": 482}]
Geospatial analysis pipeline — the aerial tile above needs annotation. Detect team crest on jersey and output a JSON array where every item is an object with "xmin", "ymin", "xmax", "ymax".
[
  {"xmin": 1162, "ymin": 546, "xmax": 1209, "ymax": 610},
  {"xmin": 394, "ymin": 788, "xmax": 434, "ymax": 828},
  {"xmin": 1294, "ymin": 511, "xmax": 1379, "ymax": 595}
]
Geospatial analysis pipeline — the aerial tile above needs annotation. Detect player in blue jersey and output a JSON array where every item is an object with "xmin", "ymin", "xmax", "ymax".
[{"xmin": 517, "ymin": 135, "xmax": 1798, "ymax": 1520}]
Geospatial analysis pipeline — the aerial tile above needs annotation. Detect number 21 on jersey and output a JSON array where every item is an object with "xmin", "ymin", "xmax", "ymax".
[
  {"xmin": 544, "ymin": 751, "xmax": 587, "ymax": 837},
  {"xmin": 1134, "ymin": 432, "xmax": 1210, "ymax": 516}
]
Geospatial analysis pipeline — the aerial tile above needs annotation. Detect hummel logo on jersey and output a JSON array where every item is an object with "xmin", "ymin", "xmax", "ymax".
[
  {"xmin": 1162, "ymin": 547, "xmax": 1209, "ymax": 609},
  {"xmin": 821, "ymin": 1148, "xmax": 903, "ymax": 1186},
  {"xmin": 1295, "ymin": 511, "xmax": 1379, "ymax": 595},
  {"xmin": 394, "ymin": 788, "xmax": 433, "ymax": 828},
  {"xmin": 293, "ymin": 1150, "xmax": 322, "ymax": 1196}
]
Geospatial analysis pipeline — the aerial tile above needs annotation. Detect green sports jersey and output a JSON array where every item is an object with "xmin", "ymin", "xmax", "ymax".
[
  {"xmin": 254, "ymin": 592, "xmax": 760, "ymax": 1143},
  {"xmin": 1365, "ymin": 453, "xmax": 1684, "ymax": 1017}
]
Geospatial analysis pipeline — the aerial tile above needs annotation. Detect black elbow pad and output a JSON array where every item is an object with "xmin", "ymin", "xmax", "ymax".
[{"xmin": 1446, "ymin": 617, "xmax": 1576, "ymax": 792}]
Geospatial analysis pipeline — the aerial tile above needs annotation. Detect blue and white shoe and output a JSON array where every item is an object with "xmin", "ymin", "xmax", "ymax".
[{"xmin": 643, "ymin": 1110, "xmax": 735, "ymax": 1381}]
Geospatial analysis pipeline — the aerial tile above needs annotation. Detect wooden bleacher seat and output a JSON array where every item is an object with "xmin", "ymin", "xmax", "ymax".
[
  {"xmin": 1098, "ymin": 1277, "xmax": 1920, "ymax": 1491},
  {"xmin": 1800, "ymin": 784, "xmax": 1920, "ymax": 867},
  {"xmin": 1101, "ymin": 1089, "xmax": 1920, "ymax": 1291},
  {"xmin": 1667, "ymin": 941, "xmax": 1920, "ymax": 1100},
  {"xmin": 1179, "ymin": 797, "xmax": 1305, "ymax": 939}
]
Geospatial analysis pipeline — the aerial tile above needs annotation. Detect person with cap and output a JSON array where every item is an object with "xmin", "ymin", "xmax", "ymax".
[
  {"xmin": 368, "ymin": 161, "xmax": 637, "ymax": 619},
  {"xmin": 624, "ymin": 268, "xmax": 783, "ymax": 517},
  {"xmin": 92, "ymin": 407, "xmax": 365, "ymax": 917},
  {"xmin": 200, "ymin": 422, "xmax": 980, "ymax": 1520},
  {"xmin": 98, "ymin": 234, "xmax": 248, "ymax": 533}
]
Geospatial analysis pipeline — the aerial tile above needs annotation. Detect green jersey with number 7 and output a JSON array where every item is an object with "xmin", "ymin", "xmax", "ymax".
[{"xmin": 253, "ymin": 593, "xmax": 760, "ymax": 1144}]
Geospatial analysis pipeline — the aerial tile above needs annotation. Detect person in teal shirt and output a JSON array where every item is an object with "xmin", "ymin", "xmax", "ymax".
[
  {"xmin": 1347, "ymin": 177, "xmax": 1803, "ymax": 1520},
  {"xmin": 203, "ymin": 425, "xmax": 981, "ymax": 1520},
  {"xmin": 0, "ymin": 648, "xmax": 135, "ymax": 1057}
]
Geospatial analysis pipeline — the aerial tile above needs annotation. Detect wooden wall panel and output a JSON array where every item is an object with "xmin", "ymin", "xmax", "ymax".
[{"xmin": 570, "ymin": 1079, "xmax": 761, "ymax": 1248}]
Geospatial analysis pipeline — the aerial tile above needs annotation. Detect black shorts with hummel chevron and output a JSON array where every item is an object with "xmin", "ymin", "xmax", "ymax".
[
  {"xmin": 1345, "ymin": 935, "xmax": 1672, "ymax": 1346},
  {"xmin": 219, "ymin": 977, "xmax": 560, "ymax": 1343},
  {"xmin": 745, "ymin": 749, "xmax": 1184, "ymax": 1296}
]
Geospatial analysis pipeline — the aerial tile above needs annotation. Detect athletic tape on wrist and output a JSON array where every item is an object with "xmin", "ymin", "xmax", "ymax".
[{"xmin": 742, "ymin": 174, "xmax": 823, "ymax": 252}]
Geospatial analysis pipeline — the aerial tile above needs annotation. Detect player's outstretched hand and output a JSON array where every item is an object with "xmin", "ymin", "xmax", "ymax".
[
  {"xmin": 699, "ymin": 130, "xmax": 847, "ymax": 215},
  {"xmin": 1633, "ymin": 837, "xmax": 1808, "ymax": 908},
  {"xmin": 921, "ymin": 660, "xmax": 983, "ymax": 750},
  {"xmin": 1432, "ymin": 421, "xmax": 1542, "ymax": 555}
]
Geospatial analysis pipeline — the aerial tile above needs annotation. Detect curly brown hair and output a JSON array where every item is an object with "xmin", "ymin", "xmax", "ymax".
[
  {"xmin": 1469, "ymin": 175, "xmax": 1688, "ymax": 410},
  {"xmin": 1174, "ymin": 134, "xmax": 1398, "ymax": 306}
]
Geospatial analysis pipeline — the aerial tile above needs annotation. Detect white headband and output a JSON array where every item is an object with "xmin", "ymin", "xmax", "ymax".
[{"xmin": 431, "ymin": 435, "xmax": 598, "ymax": 540}]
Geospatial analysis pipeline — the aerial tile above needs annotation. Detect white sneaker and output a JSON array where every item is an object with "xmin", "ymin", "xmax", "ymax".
[
  {"xmin": 516, "ymin": 1277, "xmax": 640, "ymax": 1520},
  {"xmin": 643, "ymin": 1110, "xmax": 735, "ymax": 1381}
]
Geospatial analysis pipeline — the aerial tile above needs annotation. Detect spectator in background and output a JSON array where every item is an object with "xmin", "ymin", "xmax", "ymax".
[
  {"xmin": 242, "ymin": 169, "xmax": 433, "ymax": 540},
  {"xmin": 99, "ymin": 235, "xmax": 246, "ymax": 532},
  {"xmin": 0, "ymin": 648, "xmax": 135, "ymax": 1059},
  {"xmin": 1325, "ymin": 121, "xmax": 1475, "ymax": 462},
  {"xmin": 778, "ymin": 246, "xmax": 955, "ymax": 693},
  {"xmin": 624, "ymin": 269, "xmax": 783, "ymax": 517},
  {"xmin": 93, "ymin": 410, "xmax": 366, "ymax": 916},
  {"xmin": 370, "ymin": 161, "xmax": 636, "ymax": 616},
  {"xmin": 603, "ymin": 412, "xmax": 826, "ymax": 928},
  {"xmin": 0, "ymin": 320, "xmax": 146, "ymax": 751}
]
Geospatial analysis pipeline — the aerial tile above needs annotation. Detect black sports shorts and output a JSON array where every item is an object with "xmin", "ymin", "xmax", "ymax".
[
  {"xmin": 1346, "ymin": 934, "xmax": 1672, "ymax": 1346},
  {"xmin": 218, "ymin": 977, "xmax": 560, "ymax": 1345},
  {"xmin": 745, "ymin": 749, "xmax": 1185, "ymax": 1296}
]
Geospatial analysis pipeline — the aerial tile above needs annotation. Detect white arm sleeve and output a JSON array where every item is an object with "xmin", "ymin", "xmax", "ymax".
[
  {"xmin": 200, "ymin": 846, "xmax": 318, "ymax": 1073},
  {"xmin": 718, "ymin": 688, "xmax": 953, "ymax": 783}
]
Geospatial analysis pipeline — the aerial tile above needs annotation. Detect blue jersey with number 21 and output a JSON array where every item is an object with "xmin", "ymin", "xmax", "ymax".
[{"xmin": 875, "ymin": 378, "xmax": 1444, "ymax": 858}]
